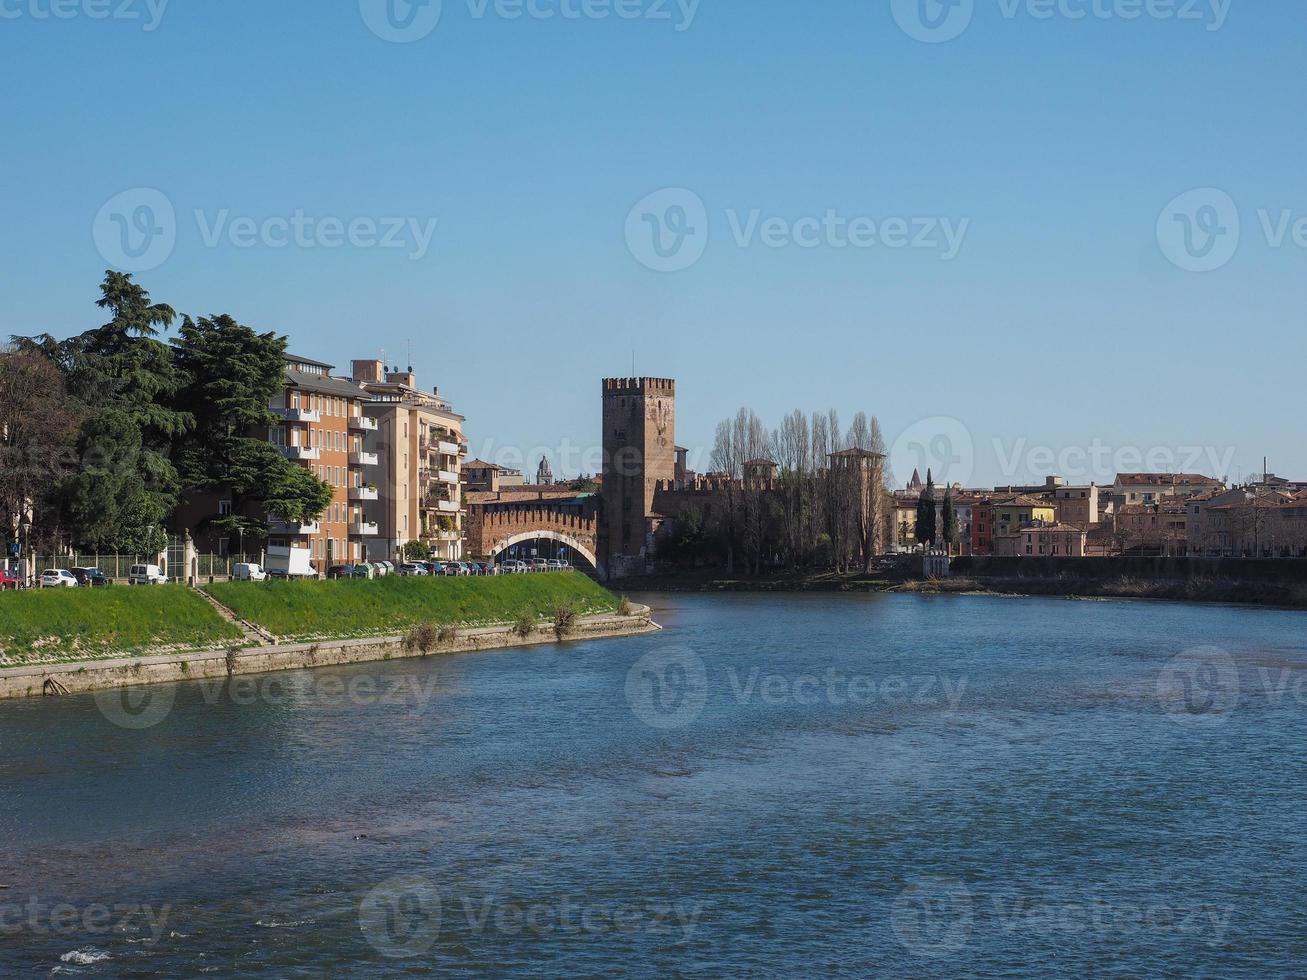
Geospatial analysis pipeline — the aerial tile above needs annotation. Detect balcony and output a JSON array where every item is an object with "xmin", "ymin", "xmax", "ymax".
[
  {"xmin": 436, "ymin": 499, "xmax": 460, "ymax": 513},
  {"xmin": 269, "ymin": 519, "xmax": 320, "ymax": 536},
  {"xmin": 282, "ymin": 445, "xmax": 320, "ymax": 461},
  {"xmin": 276, "ymin": 407, "xmax": 320, "ymax": 424},
  {"xmin": 436, "ymin": 469, "xmax": 458, "ymax": 485},
  {"xmin": 349, "ymin": 486, "xmax": 379, "ymax": 502},
  {"xmin": 350, "ymin": 520, "xmax": 380, "ymax": 537},
  {"xmin": 437, "ymin": 440, "xmax": 460, "ymax": 456},
  {"xmin": 349, "ymin": 415, "xmax": 378, "ymax": 432},
  {"xmin": 349, "ymin": 451, "xmax": 379, "ymax": 467},
  {"xmin": 426, "ymin": 529, "xmax": 461, "ymax": 542}
]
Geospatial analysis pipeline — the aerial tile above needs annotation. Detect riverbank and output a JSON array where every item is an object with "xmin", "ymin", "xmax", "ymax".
[
  {"xmin": 0, "ymin": 604, "xmax": 659, "ymax": 700},
  {"xmin": 628, "ymin": 568, "xmax": 1307, "ymax": 609},
  {"xmin": 0, "ymin": 573, "xmax": 622, "ymax": 665}
]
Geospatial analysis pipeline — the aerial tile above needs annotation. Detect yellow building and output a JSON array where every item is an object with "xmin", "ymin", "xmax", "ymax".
[{"xmin": 990, "ymin": 494, "xmax": 1056, "ymax": 537}]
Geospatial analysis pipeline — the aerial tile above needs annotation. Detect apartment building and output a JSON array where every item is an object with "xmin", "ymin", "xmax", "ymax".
[
  {"xmin": 1113, "ymin": 472, "xmax": 1223, "ymax": 506},
  {"xmin": 267, "ymin": 355, "xmax": 380, "ymax": 568},
  {"xmin": 351, "ymin": 361, "xmax": 467, "ymax": 561}
]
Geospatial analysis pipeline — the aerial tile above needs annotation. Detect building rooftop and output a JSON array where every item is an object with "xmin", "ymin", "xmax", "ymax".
[{"xmin": 1115, "ymin": 472, "xmax": 1223, "ymax": 487}]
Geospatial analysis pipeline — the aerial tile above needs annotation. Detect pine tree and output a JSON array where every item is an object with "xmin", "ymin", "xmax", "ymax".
[
  {"xmin": 915, "ymin": 468, "xmax": 937, "ymax": 548},
  {"xmin": 58, "ymin": 273, "xmax": 191, "ymax": 553},
  {"xmin": 173, "ymin": 314, "xmax": 331, "ymax": 539}
]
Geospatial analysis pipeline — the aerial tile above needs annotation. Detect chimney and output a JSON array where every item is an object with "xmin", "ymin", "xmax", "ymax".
[{"xmin": 351, "ymin": 359, "xmax": 384, "ymax": 384}]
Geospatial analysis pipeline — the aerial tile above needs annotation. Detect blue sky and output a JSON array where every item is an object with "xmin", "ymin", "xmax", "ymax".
[{"xmin": 3, "ymin": 0, "xmax": 1303, "ymax": 488}]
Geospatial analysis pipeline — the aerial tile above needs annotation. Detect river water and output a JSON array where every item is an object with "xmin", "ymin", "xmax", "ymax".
[{"xmin": 1, "ymin": 592, "xmax": 1305, "ymax": 976}]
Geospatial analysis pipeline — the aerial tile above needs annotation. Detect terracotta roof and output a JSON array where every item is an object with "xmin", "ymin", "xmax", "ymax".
[
  {"xmin": 992, "ymin": 494, "xmax": 1053, "ymax": 508},
  {"xmin": 463, "ymin": 459, "xmax": 502, "ymax": 471},
  {"xmin": 1115, "ymin": 473, "xmax": 1222, "ymax": 487}
]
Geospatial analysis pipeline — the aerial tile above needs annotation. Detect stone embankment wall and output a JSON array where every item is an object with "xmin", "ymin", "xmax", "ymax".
[{"xmin": 0, "ymin": 607, "xmax": 658, "ymax": 700}]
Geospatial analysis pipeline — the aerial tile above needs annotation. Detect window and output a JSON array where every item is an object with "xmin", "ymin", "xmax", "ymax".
[{"xmin": 218, "ymin": 500, "xmax": 232, "ymax": 516}]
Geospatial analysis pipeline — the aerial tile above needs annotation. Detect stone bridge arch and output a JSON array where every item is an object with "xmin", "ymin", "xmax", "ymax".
[{"xmin": 489, "ymin": 530, "xmax": 598, "ymax": 573}]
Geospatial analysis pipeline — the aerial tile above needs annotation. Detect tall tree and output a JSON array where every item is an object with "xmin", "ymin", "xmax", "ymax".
[
  {"xmin": 915, "ymin": 469, "xmax": 937, "ymax": 549},
  {"xmin": 28, "ymin": 273, "xmax": 192, "ymax": 553},
  {"xmin": 172, "ymin": 314, "xmax": 332, "ymax": 541}
]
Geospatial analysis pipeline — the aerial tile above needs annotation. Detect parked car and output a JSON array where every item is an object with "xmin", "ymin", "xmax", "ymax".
[
  {"xmin": 528, "ymin": 558, "xmax": 550, "ymax": 572},
  {"xmin": 128, "ymin": 564, "xmax": 168, "ymax": 585},
  {"xmin": 233, "ymin": 562, "xmax": 267, "ymax": 582},
  {"xmin": 443, "ymin": 562, "xmax": 465, "ymax": 576},
  {"xmin": 327, "ymin": 564, "xmax": 353, "ymax": 580},
  {"xmin": 41, "ymin": 569, "xmax": 79, "ymax": 588},
  {"xmin": 499, "ymin": 559, "xmax": 526, "ymax": 574},
  {"xmin": 0, "ymin": 568, "xmax": 20, "ymax": 590},
  {"xmin": 547, "ymin": 559, "xmax": 566, "ymax": 572},
  {"xmin": 70, "ymin": 567, "xmax": 111, "ymax": 587},
  {"xmin": 398, "ymin": 562, "xmax": 428, "ymax": 576}
]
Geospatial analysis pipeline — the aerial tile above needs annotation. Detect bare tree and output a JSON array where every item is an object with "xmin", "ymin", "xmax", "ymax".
[{"xmin": 0, "ymin": 345, "xmax": 80, "ymax": 555}]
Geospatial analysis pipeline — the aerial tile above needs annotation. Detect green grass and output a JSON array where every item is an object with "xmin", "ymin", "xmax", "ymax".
[
  {"xmin": 206, "ymin": 572, "xmax": 621, "ymax": 641},
  {"xmin": 0, "ymin": 585, "xmax": 244, "ymax": 665}
]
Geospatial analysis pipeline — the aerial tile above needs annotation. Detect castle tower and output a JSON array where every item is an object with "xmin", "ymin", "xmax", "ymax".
[{"xmin": 600, "ymin": 377, "xmax": 676, "ymax": 576}]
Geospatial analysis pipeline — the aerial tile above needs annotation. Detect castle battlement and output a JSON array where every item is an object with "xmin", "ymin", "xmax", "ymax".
[{"xmin": 602, "ymin": 377, "xmax": 675, "ymax": 394}]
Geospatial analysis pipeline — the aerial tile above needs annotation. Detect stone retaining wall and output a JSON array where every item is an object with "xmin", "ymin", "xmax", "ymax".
[{"xmin": 0, "ymin": 608, "xmax": 659, "ymax": 701}]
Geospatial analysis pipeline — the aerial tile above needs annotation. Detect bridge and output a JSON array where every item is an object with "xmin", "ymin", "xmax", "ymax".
[{"xmin": 463, "ymin": 492, "xmax": 600, "ymax": 573}]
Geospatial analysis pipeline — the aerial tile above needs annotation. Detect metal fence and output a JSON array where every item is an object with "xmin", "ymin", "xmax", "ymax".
[{"xmin": 25, "ymin": 549, "xmax": 259, "ymax": 583}]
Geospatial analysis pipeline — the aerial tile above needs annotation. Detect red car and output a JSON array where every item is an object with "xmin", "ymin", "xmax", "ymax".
[{"xmin": 0, "ymin": 568, "xmax": 20, "ymax": 590}]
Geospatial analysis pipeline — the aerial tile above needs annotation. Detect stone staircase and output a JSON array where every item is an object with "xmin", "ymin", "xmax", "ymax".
[{"xmin": 192, "ymin": 586, "xmax": 278, "ymax": 647}]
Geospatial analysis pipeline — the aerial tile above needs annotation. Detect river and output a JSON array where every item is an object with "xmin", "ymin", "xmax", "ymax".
[{"xmin": 1, "ymin": 592, "xmax": 1305, "ymax": 976}]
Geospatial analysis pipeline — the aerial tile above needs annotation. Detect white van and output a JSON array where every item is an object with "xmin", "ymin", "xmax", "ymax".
[
  {"xmin": 128, "ymin": 564, "xmax": 167, "ymax": 585},
  {"xmin": 233, "ymin": 563, "xmax": 267, "ymax": 581}
]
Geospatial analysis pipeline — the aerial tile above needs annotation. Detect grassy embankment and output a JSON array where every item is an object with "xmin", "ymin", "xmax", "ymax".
[
  {"xmin": 206, "ymin": 572, "xmax": 622, "ymax": 641},
  {"xmin": 0, "ymin": 585, "xmax": 244, "ymax": 666}
]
